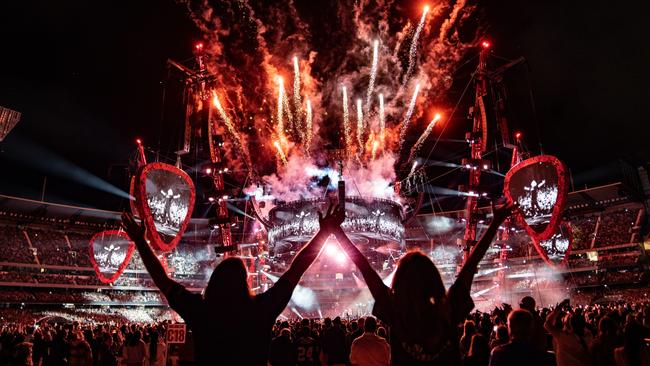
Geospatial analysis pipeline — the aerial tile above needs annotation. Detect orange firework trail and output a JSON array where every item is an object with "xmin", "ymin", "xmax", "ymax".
[
  {"xmin": 365, "ymin": 40, "xmax": 379, "ymax": 111},
  {"xmin": 356, "ymin": 98, "xmax": 364, "ymax": 152},
  {"xmin": 398, "ymin": 83, "xmax": 421, "ymax": 146},
  {"xmin": 292, "ymin": 56, "xmax": 302, "ymax": 139},
  {"xmin": 282, "ymin": 90, "xmax": 294, "ymax": 133},
  {"xmin": 273, "ymin": 140, "xmax": 288, "ymax": 165},
  {"xmin": 403, "ymin": 6, "xmax": 429, "ymax": 84},
  {"xmin": 293, "ymin": 56, "xmax": 301, "ymax": 112},
  {"xmin": 371, "ymin": 139, "xmax": 379, "ymax": 160},
  {"xmin": 407, "ymin": 112, "xmax": 441, "ymax": 164},
  {"xmin": 342, "ymin": 86, "xmax": 351, "ymax": 152},
  {"xmin": 212, "ymin": 91, "xmax": 253, "ymax": 172}
]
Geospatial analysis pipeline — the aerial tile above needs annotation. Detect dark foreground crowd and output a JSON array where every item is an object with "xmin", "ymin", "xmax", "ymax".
[
  {"xmin": 0, "ymin": 322, "xmax": 169, "ymax": 366},
  {"xmin": 2, "ymin": 297, "xmax": 650, "ymax": 366}
]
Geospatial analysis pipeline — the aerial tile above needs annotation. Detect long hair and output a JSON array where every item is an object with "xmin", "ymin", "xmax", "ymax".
[
  {"xmin": 204, "ymin": 257, "xmax": 252, "ymax": 307},
  {"xmin": 391, "ymin": 251, "xmax": 448, "ymax": 339}
]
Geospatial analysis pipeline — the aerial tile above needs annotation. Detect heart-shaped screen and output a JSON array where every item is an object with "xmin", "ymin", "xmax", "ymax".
[
  {"xmin": 504, "ymin": 155, "xmax": 568, "ymax": 242},
  {"xmin": 135, "ymin": 162, "xmax": 195, "ymax": 251},
  {"xmin": 533, "ymin": 221, "xmax": 572, "ymax": 267},
  {"xmin": 89, "ymin": 230, "xmax": 135, "ymax": 283}
]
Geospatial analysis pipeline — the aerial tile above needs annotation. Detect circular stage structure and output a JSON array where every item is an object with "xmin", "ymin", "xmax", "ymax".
[{"xmin": 267, "ymin": 196, "xmax": 405, "ymax": 258}]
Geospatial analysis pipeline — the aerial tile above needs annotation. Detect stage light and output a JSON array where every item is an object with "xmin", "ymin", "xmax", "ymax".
[
  {"xmin": 481, "ymin": 40, "xmax": 491, "ymax": 49},
  {"xmin": 136, "ymin": 138, "xmax": 142, "ymax": 145},
  {"xmin": 208, "ymin": 197, "xmax": 215, "ymax": 202},
  {"xmin": 195, "ymin": 42, "xmax": 204, "ymax": 50},
  {"xmin": 223, "ymin": 168, "xmax": 229, "ymax": 173},
  {"xmin": 324, "ymin": 244, "xmax": 337, "ymax": 257},
  {"xmin": 205, "ymin": 168, "xmax": 212, "ymax": 174},
  {"xmin": 423, "ymin": 5, "xmax": 430, "ymax": 13},
  {"xmin": 515, "ymin": 132, "xmax": 522, "ymax": 139},
  {"xmin": 482, "ymin": 164, "xmax": 489, "ymax": 170}
]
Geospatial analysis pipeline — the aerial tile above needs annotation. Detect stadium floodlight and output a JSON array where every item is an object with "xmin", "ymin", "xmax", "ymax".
[{"xmin": 0, "ymin": 106, "xmax": 21, "ymax": 142}]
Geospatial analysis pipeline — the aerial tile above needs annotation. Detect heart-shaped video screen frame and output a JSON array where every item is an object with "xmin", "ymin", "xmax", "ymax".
[
  {"xmin": 88, "ymin": 230, "xmax": 135, "ymax": 284},
  {"xmin": 134, "ymin": 162, "xmax": 195, "ymax": 251},
  {"xmin": 504, "ymin": 155, "xmax": 568, "ymax": 242},
  {"xmin": 532, "ymin": 221, "xmax": 572, "ymax": 268}
]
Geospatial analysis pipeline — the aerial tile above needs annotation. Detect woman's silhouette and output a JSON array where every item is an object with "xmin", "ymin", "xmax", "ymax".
[
  {"xmin": 120, "ymin": 203, "xmax": 345, "ymax": 366},
  {"xmin": 332, "ymin": 202, "xmax": 517, "ymax": 365}
]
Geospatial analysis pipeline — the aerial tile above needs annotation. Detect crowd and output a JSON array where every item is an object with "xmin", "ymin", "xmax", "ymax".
[
  {"xmin": 594, "ymin": 209, "xmax": 638, "ymax": 247},
  {"xmin": 1, "ymin": 297, "xmax": 649, "ymax": 366},
  {"xmin": 0, "ymin": 320, "xmax": 170, "ymax": 366}
]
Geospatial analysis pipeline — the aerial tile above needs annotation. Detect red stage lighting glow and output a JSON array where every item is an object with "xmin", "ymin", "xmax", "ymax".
[
  {"xmin": 481, "ymin": 40, "xmax": 491, "ymax": 49},
  {"xmin": 195, "ymin": 42, "xmax": 204, "ymax": 50},
  {"xmin": 515, "ymin": 132, "xmax": 522, "ymax": 139},
  {"xmin": 136, "ymin": 138, "xmax": 142, "ymax": 145},
  {"xmin": 205, "ymin": 168, "xmax": 212, "ymax": 174}
]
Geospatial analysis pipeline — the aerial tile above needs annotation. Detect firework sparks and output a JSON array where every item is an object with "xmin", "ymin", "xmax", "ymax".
[
  {"xmin": 404, "ymin": 6, "xmax": 429, "ymax": 84},
  {"xmin": 293, "ymin": 56, "xmax": 302, "ymax": 139},
  {"xmin": 273, "ymin": 140, "xmax": 288, "ymax": 165},
  {"xmin": 371, "ymin": 139, "xmax": 379, "ymax": 160},
  {"xmin": 342, "ymin": 86, "xmax": 351, "ymax": 151},
  {"xmin": 399, "ymin": 83, "xmax": 421, "ymax": 146},
  {"xmin": 379, "ymin": 93, "xmax": 386, "ymax": 142},
  {"xmin": 365, "ymin": 40, "xmax": 379, "ymax": 111},
  {"xmin": 305, "ymin": 99, "xmax": 313, "ymax": 154},
  {"xmin": 407, "ymin": 112, "xmax": 441, "ymax": 164},
  {"xmin": 212, "ymin": 91, "xmax": 253, "ymax": 172},
  {"xmin": 356, "ymin": 98, "xmax": 364, "ymax": 152},
  {"xmin": 282, "ymin": 91, "xmax": 295, "ymax": 134},
  {"xmin": 184, "ymin": 0, "xmax": 478, "ymax": 202},
  {"xmin": 276, "ymin": 77, "xmax": 285, "ymax": 139}
]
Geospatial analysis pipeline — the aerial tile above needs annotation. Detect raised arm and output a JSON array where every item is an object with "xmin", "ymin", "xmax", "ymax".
[
  {"xmin": 121, "ymin": 212, "xmax": 179, "ymax": 296},
  {"xmin": 455, "ymin": 202, "xmax": 517, "ymax": 290},
  {"xmin": 544, "ymin": 298, "xmax": 569, "ymax": 336},
  {"xmin": 332, "ymin": 227, "xmax": 389, "ymax": 303},
  {"xmin": 278, "ymin": 203, "xmax": 345, "ymax": 289}
]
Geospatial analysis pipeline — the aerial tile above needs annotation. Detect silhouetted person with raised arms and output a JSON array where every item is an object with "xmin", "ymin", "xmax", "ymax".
[
  {"xmin": 120, "ymin": 203, "xmax": 345, "ymax": 366},
  {"xmin": 332, "ymin": 201, "xmax": 517, "ymax": 365}
]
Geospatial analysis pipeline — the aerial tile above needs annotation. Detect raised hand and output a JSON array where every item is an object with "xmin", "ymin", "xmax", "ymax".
[
  {"xmin": 317, "ymin": 202, "xmax": 345, "ymax": 232},
  {"xmin": 121, "ymin": 212, "xmax": 146, "ymax": 242}
]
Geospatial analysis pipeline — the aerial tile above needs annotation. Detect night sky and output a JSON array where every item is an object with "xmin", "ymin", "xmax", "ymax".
[{"xmin": 0, "ymin": 0, "xmax": 648, "ymax": 210}]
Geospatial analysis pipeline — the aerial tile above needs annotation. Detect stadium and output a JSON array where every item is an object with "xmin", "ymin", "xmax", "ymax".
[{"xmin": 1, "ymin": 1, "xmax": 649, "ymax": 366}]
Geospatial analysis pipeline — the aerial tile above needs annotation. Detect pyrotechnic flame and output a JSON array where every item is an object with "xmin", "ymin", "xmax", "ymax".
[
  {"xmin": 342, "ymin": 86, "xmax": 351, "ymax": 152},
  {"xmin": 398, "ymin": 83, "xmax": 421, "ymax": 147},
  {"xmin": 273, "ymin": 140, "xmax": 288, "ymax": 165},
  {"xmin": 212, "ymin": 91, "xmax": 253, "ymax": 173},
  {"xmin": 356, "ymin": 98, "xmax": 364, "ymax": 152},
  {"xmin": 305, "ymin": 99, "xmax": 313, "ymax": 154},
  {"xmin": 403, "ymin": 7, "xmax": 429, "ymax": 84},
  {"xmin": 365, "ymin": 40, "xmax": 379, "ymax": 111},
  {"xmin": 379, "ymin": 93, "xmax": 386, "ymax": 143},
  {"xmin": 371, "ymin": 139, "xmax": 379, "ymax": 160},
  {"xmin": 407, "ymin": 112, "xmax": 442, "ymax": 164},
  {"xmin": 293, "ymin": 56, "xmax": 302, "ymax": 138}
]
